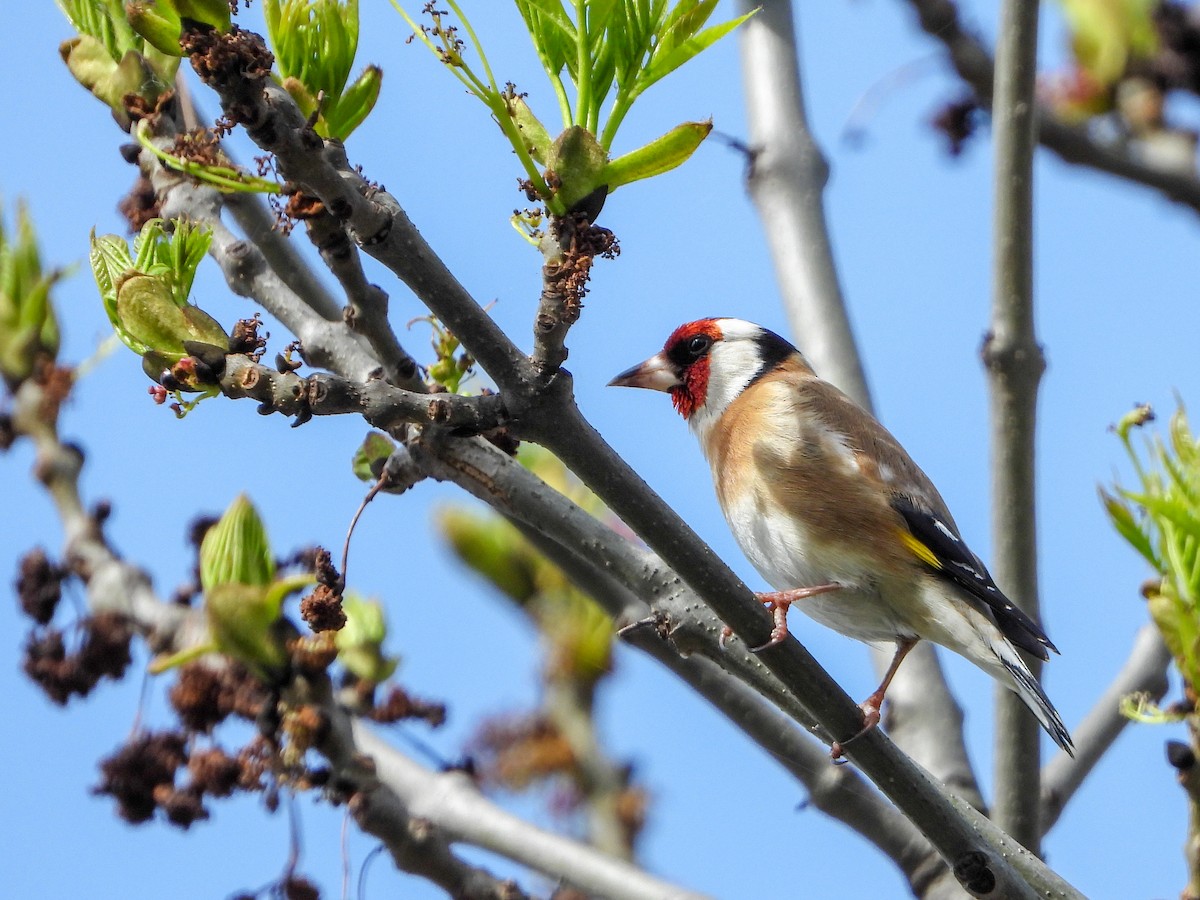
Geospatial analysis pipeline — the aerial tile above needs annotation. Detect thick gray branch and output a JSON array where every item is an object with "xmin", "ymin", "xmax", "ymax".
[
  {"xmin": 735, "ymin": 0, "xmax": 868, "ymax": 406},
  {"xmin": 986, "ymin": 0, "xmax": 1046, "ymax": 852},
  {"xmin": 423, "ymin": 407, "xmax": 1063, "ymax": 898},
  {"xmin": 423, "ymin": 435, "xmax": 939, "ymax": 885}
]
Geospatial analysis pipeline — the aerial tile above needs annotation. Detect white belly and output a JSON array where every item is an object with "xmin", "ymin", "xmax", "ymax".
[{"xmin": 721, "ymin": 491, "xmax": 915, "ymax": 644}]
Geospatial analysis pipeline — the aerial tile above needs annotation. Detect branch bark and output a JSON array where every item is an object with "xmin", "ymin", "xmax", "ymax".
[
  {"xmin": 297, "ymin": 193, "xmax": 424, "ymax": 390},
  {"xmin": 986, "ymin": 0, "xmax": 1046, "ymax": 853},
  {"xmin": 218, "ymin": 355, "xmax": 509, "ymax": 433}
]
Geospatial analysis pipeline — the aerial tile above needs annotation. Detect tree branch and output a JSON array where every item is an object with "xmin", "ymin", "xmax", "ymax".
[
  {"xmin": 350, "ymin": 724, "xmax": 709, "ymax": 900},
  {"xmin": 183, "ymin": 30, "xmax": 1086, "ymax": 894},
  {"xmin": 415, "ymin": 409, "xmax": 1076, "ymax": 897},
  {"xmin": 986, "ymin": 0, "xmax": 1046, "ymax": 852},
  {"xmin": 734, "ymin": 0, "xmax": 869, "ymax": 406},
  {"xmin": 297, "ymin": 196, "xmax": 424, "ymax": 390},
  {"xmin": 222, "ymin": 191, "xmax": 346, "ymax": 322},
  {"xmin": 901, "ymin": 0, "xmax": 1200, "ymax": 215},
  {"xmin": 218, "ymin": 355, "xmax": 509, "ymax": 433},
  {"xmin": 12, "ymin": 370, "xmax": 712, "ymax": 900}
]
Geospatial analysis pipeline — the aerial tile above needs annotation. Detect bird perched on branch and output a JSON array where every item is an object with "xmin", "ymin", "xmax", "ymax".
[{"xmin": 610, "ymin": 317, "xmax": 1073, "ymax": 758}]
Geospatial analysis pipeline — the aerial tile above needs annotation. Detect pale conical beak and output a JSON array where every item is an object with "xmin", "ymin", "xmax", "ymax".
[{"xmin": 608, "ymin": 352, "xmax": 681, "ymax": 392}]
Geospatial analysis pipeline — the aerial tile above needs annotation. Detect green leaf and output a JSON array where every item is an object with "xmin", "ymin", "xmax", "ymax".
[
  {"xmin": 1100, "ymin": 487, "xmax": 1161, "ymax": 570},
  {"xmin": 336, "ymin": 595, "xmax": 399, "ymax": 682},
  {"xmin": 323, "ymin": 64, "xmax": 382, "ymax": 140},
  {"xmin": 126, "ymin": 0, "xmax": 185, "ymax": 56},
  {"xmin": 603, "ymin": 118, "xmax": 710, "ymax": 188},
  {"xmin": 352, "ymin": 431, "xmax": 396, "ymax": 482},
  {"xmin": 57, "ymin": 0, "xmax": 141, "ymax": 61},
  {"xmin": 90, "ymin": 231, "xmax": 134, "ymax": 337},
  {"xmin": 0, "ymin": 203, "xmax": 62, "ymax": 384},
  {"xmin": 61, "ymin": 37, "xmax": 164, "ymax": 115},
  {"xmin": 437, "ymin": 506, "xmax": 539, "ymax": 603},
  {"xmin": 114, "ymin": 275, "xmax": 192, "ymax": 358},
  {"xmin": 515, "ymin": 0, "xmax": 577, "ymax": 76},
  {"xmin": 164, "ymin": 219, "xmax": 213, "ymax": 305},
  {"xmin": 173, "ymin": 0, "xmax": 232, "ymax": 31},
  {"xmin": 507, "ymin": 93, "xmax": 554, "ymax": 163},
  {"xmin": 641, "ymin": 8, "xmax": 755, "ymax": 90}
]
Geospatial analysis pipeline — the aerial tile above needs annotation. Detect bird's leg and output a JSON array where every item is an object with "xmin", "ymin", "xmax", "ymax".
[
  {"xmin": 830, "ymin": 637, "xmax": 918, "ymax": 762},
  {"xmin": 718, "ymin": 583, "xmax": 843, "ymax": 650}
]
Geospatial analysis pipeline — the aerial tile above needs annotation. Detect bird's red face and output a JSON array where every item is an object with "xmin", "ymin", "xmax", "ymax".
[{"xmin": 608, "ymin": 319, "xmax": 722, "ymax": 419}]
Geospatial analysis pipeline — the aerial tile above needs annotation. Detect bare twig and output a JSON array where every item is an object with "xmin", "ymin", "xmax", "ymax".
[
  {"xmin": 530, "ymin": 215, "xmax": 613, "ymax": 379},
  {"xmin": 986, "ymin": 0, "xmax": 1047, "ymax": 852},
  {"xmin": 299, "ymin": 201, "xmax": 424, "ymax": 390},
  {"xmin": 224, "ymin": 190, "xmax": 346, "ymax": 322},
  {"xmin": 1040, "ymin": 624, "xmax": 1171, "ymax": 834},
  {"xmin": 218, "ymin": 355, "xmax": 509, "ymax": 433},
  {"xmin": 901, "ymin": 0, "xmax": 1200, "ymax": 215}
]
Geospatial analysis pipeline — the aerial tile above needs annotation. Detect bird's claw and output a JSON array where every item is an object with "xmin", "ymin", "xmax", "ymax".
[
  {"xmin": 718, "ymin": 600, "xmax": 789, "ymax": 651},
  {"xmin": 829, "ymin": 695, "xmax": 884, "ymax": 762}
]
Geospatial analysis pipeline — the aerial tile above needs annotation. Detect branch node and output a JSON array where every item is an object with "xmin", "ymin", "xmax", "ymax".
[{"xmin": 952, "ymin": 850, "xmax": 997, "ymax": 895}]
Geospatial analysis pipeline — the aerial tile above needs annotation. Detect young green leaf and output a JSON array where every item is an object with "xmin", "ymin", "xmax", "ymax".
[
  {"xmin": 323, "ymin": 65, "xmax": 383, "ymax": 141},
  {"xmin": 641, "ymin": 8, "xmax": 755, "ymax": 90},
  {"xmin": 603, "ymin": 118, "xmax": 711, "ymax": 189},
  {"xmin": 126, "ymin": 1, "xmax": 185, "ymax": 56}
]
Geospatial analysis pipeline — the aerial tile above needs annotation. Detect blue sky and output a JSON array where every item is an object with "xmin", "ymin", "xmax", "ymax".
[{"xmin": 1, "ymin": 1, "xmax": 1196, "ymax": 897}]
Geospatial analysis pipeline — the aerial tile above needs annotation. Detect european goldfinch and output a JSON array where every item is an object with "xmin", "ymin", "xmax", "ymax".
[{"xmin": 610, "ymin": 318, "xmax": 1074, "ymax": 757}]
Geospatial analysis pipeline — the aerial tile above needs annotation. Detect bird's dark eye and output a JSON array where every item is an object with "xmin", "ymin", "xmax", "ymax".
[{"xmin": 686, "ymin": 335, "xmax": 713, "ymax": 358}]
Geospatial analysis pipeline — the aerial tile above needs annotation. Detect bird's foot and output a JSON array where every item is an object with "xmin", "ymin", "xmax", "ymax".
[
  {"xmin": 745, "ymin": 584, "xmax": 842, "ymax": 651},
  {"xmin": 718, "ymin": 584, "xmax": 843, "ymax": 650},
  {"xmin": 829, "ymin": 691, "xmax": 885, "ymax": 762}
]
